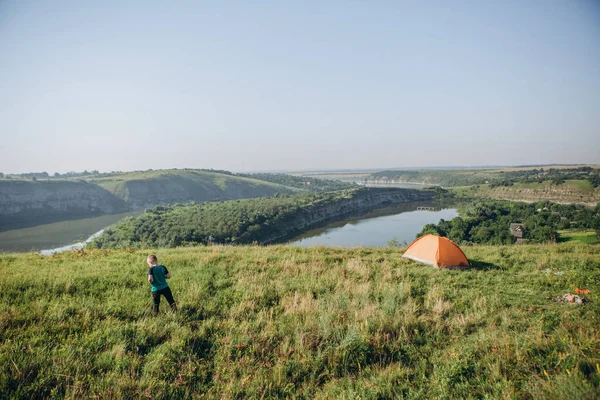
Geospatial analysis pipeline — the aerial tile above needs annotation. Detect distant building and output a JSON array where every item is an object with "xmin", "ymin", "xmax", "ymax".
[{"xmin": 510, "ymin": 223, "xmax": 525, "ymax": 240}]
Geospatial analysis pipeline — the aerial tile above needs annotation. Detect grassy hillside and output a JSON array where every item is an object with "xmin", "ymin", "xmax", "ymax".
[
  {"xmin": 86, "ymin": 169, "xmax": 299, "ymax": 208},
  {"xmin": 453, "ymin": 181, "xmax": 600, "ymax": 206},
  {"xmin": 1, "ymin": 244, "xmax": 599, "ymax": 398},
  {"xmin": 0, "ymin": 170, "xmax": 301, "ymax": 231},
  {"xmin": 370, "ymin": 167, "xmax": 600, "ymax": 198}
]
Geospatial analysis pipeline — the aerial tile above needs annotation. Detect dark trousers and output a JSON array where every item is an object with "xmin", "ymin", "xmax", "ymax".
[{"xmin": 152, "ymin": 286, "xmax": 177, "ymax": 314}]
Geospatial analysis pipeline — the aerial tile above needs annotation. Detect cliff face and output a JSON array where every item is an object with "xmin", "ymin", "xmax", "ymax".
[
  {"xmin": 481, "ymin": 185, "xmax": 600, "ymax": 207},
  {"xmin": 0, "ymin": 173, "xmax": 297, "ymax": 231},
  {"xmin": 0, "ymin": 180, "xmax": 128, "ymax": 230},
  {"xmin": 258, "ymin": 188, "xmax": 435, "ymax": 243}
]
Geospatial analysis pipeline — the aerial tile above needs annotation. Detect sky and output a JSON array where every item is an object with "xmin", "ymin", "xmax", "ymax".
[{"xmin": 1, "ymin": 0, "xmax": 599, "ymax": 174}]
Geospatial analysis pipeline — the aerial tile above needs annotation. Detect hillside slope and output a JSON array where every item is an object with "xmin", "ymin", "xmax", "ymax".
[
  {"xmin": 1, "ymin": 244, "xmax": 598, "ymax": 398},
  {"xmin": 454, "ymin": 181, "xmax": 600, "ymax": 206},
  {"xmin": 0, "ymin": 180, "xmax": 128, "ymax": 231},
  {"xmin": 87, "ymin": 169, "xmax": 298, "ymax": 209},
  {"xmin": 0, "ymin": 170, "xmax": 298, "ymax": 230}
]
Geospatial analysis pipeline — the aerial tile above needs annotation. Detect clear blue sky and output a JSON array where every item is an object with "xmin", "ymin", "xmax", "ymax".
[{"xmin": 1, "ymin": 0, "xmax": 599, "ymax": 173}]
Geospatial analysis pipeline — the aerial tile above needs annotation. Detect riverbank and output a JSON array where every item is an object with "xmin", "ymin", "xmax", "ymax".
[
  {"xmin": 91, "ymin": 188, "xmax": 435, "ymax": 248},
  {"xmin": 291, "ymin": 204, "xmax": 458, "ymax": 247}
]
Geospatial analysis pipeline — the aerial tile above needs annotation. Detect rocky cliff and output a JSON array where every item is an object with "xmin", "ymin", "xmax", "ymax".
[
  {"xmin": 0, "ymin": 180, "xmax": 128, "ymax": 231},
  {"xmin": 257, "ymin": 188, "xmax": 435, "ymax": 243},
  {"xmin": 475, "ymin": 184, "xmax": 600, "ymax": 207},
  {"xmin": 0, "ymin": 171, "xmax": 298, "ymax": 231}
]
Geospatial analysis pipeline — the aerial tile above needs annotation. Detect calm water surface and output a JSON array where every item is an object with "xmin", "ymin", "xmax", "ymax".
[
  {"xmin": 292, "ymin": 206, "xmax": 458, "ymax": 247},
  {"xmin": 0, "ymin": 211, "xmax": 140, "ymax": 253}
]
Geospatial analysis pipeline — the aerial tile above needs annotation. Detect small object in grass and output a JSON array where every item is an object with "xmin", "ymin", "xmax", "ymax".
[
  {"xmin": 552, "ymin": 293, "xmax": 588, "ymax": 304},
  {"xmin": 575, "ymin": 288, "xmax": 590, "ymax": 294}
]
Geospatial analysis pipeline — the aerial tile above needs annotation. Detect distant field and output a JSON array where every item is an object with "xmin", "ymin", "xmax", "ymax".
[
  {"xmin": 452, "ymin": 181, "xmax": 600, "ymax": 206},
  {"xmin": 557, "ymin": 230, "xmax": 599, "ymax": 245},
  {"xmin": 492, "ymin": 164, "xmax": 600, "ymax": 172},
  {"xmin": 292, "ymin": 172, "xmax": 370, "ymax": 181},
  {"xmin": 511, "ymin": 180, "xmax": 595, "ymax": 192},
  {"xmin": 565, "ymin": 179, "xmax": 595, "ymax": 192}
]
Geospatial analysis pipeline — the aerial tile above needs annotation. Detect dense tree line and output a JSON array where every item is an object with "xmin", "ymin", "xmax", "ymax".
[
  {"xmin": 237, "ymin": 173, "xmax": 356, "ymax": 192},
  {"xmin": 417, "ymin": 200, "xmax": 600, "ymax": 245},
  {"xmin": 91, "ymin": 190, "xmax": 365, "ymax": 248}
]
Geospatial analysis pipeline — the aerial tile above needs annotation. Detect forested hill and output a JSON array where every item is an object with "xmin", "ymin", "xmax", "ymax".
[
  {"xmin": 0, "ymin": 170, "xmax": 299, "ymax": 230},
  {"xmin": 91, "ymin": 187, "xmax": 435, "ymax": 248}
]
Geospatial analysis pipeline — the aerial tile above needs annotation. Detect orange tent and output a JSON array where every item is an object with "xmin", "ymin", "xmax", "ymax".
[{"xmin": 402, "ymin": 234, "xmax": 469, "ymax": 268}]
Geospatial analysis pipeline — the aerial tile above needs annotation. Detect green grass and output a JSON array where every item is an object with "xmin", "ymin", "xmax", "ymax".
[
  {"xmin": 451, "ymin": 181, "xmax": 600, "ymax": 206},
  {"xmin": 450, "ymin": 185, "xmax": 489, "ymax": 198},
  {"xmin": 557, "ymin": 230, "xmax": 599, "ymax": 245},
  {"xmin": 565, "ymin": 180, "xmax": 595, "ymax": 192},
  {"xmin": 1, "ymin": 244, "xmax": 599, "ymax": 398},
  {"xmin": 94, "ymin": 179, "xmax": 125, "ymax": 193},
  {"xmin": 86, "ymin": 169, "xmax": 299, "ymax": 193},
  {"xmin": 510, "ymin": 180, "xmax": 594, "ymax": 192},
  {"xmin": 511, "ymin": 180, "xmax": 551, "ymax": 189}
]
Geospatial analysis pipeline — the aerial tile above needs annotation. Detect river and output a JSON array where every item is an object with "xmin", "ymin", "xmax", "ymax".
[
  {"xmin": 292, "ymin": 205, "xmax": 457, "ymax": 247},
  {"xmin": 0, "ymin": 211, "xmax": 141, "ymax": 253}
]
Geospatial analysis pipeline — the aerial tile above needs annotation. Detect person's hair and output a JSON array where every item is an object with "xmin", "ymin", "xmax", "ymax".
[{"xmin": 147, "ymin": 254, "xmax": 158, "ymax": 264}]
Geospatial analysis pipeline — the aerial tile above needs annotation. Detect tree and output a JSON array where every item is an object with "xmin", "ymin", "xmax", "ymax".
[
  {"xmin": 470, "ymin": 226, "xmax": 493, "ymax": 243},
  {"xmin": 448, "ymin": 217, "xmax": 469, "ymax": 243},
  {"xmin": 417, "ymin": 224, "xmax": 442, "ymax": 238}
]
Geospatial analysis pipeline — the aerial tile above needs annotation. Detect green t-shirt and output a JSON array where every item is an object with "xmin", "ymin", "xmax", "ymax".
[{"xmin": 148, "ymin": 265, "xmax": 169, "ymax": 292}]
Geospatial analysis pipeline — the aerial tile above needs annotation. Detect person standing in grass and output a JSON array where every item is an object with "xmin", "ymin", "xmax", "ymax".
[{"xmin": 147, "ymin": 254, "xmax": 177, "ymax": 315}]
